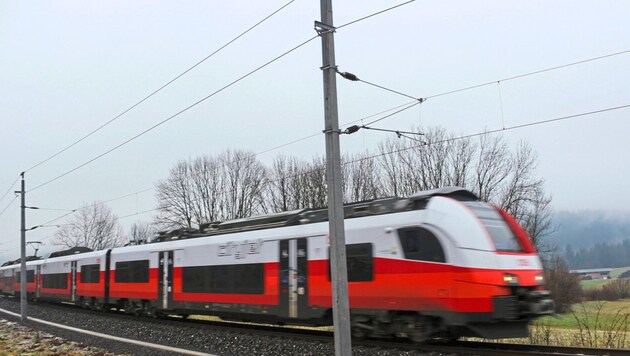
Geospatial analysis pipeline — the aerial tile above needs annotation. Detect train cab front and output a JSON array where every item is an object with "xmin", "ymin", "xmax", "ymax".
[
  {"xmin": 422, "ymin": 195, "xmax": 555, "ymax": 339},
  {"xmin": 460, "ymin": 201, "xmax": 554, "ymax": 338}
]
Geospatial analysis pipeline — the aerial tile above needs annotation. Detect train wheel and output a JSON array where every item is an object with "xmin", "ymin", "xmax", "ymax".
[
  {"xmin": 351, "ymin": 325, "xmax": 369, "ymax": 339},
  {"xmin": 409, "ymin": 316, "xmax": 431, "ymax": 343}
]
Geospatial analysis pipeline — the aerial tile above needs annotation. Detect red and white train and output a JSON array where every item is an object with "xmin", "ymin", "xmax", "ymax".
[{"xmin": 0, "ymin": 187, "xmax": 553, "ymax": 341}]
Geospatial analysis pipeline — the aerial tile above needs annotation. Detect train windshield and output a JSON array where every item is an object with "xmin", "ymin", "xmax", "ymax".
[{"xmin": 463, "ymin": 202, "xmax": 523, "ymax": 252}]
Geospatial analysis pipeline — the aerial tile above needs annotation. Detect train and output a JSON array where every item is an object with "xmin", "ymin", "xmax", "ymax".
[{"xmin": 0, "ymin": 187, "xmax": 554, "ymax": 341}]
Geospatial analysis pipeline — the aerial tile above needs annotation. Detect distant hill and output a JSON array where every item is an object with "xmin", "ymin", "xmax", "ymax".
[
  {"xmin": 548, "ymin": 210, "xmax": 630, "ymax": 269},
  {"xmin": 548, "ymin": 210, "xmax": 630, "ymax": 250}
]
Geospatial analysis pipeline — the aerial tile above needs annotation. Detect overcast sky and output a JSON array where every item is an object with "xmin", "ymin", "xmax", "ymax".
[{"xmin": 1, "ymin": 1, "xmax": 629, "ymax": 260}]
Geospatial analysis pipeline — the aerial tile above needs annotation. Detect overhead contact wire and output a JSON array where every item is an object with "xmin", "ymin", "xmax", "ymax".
[
  {"xmin": 0, "ymin": 175, "xmax": 20, "ymax": 206},
  {"xmin": 28, "ymin": 35, "xmax": 319, "ymax": 193},
  {"xmin": 427, "ymin": 49, "xmax": 630, "ymax": 99},
  {"xmin": 23, "ymin": 0, "xmax": 297, "ymax": 173}
]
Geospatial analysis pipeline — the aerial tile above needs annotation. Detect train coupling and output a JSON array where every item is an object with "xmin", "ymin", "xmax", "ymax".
[{"xmin": 527, "ymin": 290, "xmax": 554, "ymax": 315}]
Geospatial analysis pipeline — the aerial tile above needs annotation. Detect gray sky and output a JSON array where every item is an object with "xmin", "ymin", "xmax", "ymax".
[{"xmin": 1, "ymin": 1, "xmax": 629, "ymax": 260}]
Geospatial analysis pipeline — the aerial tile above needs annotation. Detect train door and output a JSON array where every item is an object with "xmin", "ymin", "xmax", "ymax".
[
  {"xmin": 71, "ymin": 261, "xmax": 77, "ymax": 301},
  {"xmin": 36, "ymin": 265, "xmax": 41, "ymax": 298},
  {"xmin": 157, "ymin": 251, "xmax": 174, "ymax": 310},
  {"xmin": 279, "ymin": 238, "xmax": 308, "ymax": 318}
]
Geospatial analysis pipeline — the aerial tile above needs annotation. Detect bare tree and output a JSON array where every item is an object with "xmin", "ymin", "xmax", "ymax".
[
  {"xmin": 342, "ymin": 152, "xmax": 382, "ymax": 202},
  {"xmin": 154, "ymin": 149, "xmax": 267, "ymax": 228},
  {"xmin": 447, "ymin": 136, "xmax": 475, "ymax": 187},
  {"xmin": 154, "ymin": 160, "xmax": 195, "ymax": 229},
  {"xmin": 52, "ymin": 202, "xmax": 125, "ymax": 250},
  {"xmin": 219, "ymin": 149, "xmax": 267, "ymax": 219},
  {"xmin": 266, "ymin": 155, "xmax": 313, "ymax": 212},
  {"xmin": 375, "ymin": 127, "xmax": 552, "ymax": 252},
  {"xmin": 129, "ymin": 221, "xmax": 154, "ymax": 244},
  {"xmin": 473, "ymin": 134, "xmax": 511, "ymax": 202}
]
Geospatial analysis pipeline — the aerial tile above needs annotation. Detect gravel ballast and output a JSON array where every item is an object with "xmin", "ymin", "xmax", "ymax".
[{"xmin": 0, "ymin": 298, "xmax": 439, "ymax": 355}]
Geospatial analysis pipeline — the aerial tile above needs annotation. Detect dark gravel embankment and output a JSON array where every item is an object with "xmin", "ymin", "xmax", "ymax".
[{"xmin": 0, "ymin": 298, "xmax": 438, "ymax": 356}]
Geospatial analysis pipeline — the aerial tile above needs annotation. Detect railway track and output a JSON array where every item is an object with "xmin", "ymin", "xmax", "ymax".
[{"xmin": 1, "ymin": 297, "xmax": 627, "ymax": 356}]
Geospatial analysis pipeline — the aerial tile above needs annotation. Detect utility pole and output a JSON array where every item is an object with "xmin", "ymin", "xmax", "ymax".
[
  {"xmin": 316, "ymin": 0, "xmax": 352, "ymax": 355},
  {"xmin": 19, "ymin": 172, "xmax": 27, "ymax": 322}
]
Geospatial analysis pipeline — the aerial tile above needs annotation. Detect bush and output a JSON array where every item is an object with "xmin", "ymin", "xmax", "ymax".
[
  {"xmin": 545, "ymin": 255, "xmax": 582, "ymax": 313},
  {"xmin": 583, "ymin": 279, "xmax": 630, "ymax": 301}
]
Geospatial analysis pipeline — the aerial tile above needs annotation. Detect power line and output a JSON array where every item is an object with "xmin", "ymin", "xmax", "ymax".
[
  {"xmin": 352, "ymin": 103, "xmax": 630, "ymax": 165},
  {"xmin": 25, "ymin": 0, "xmax": 423, "ymax": 193},
  {"xmin": 129, "ymin": 103, "xmax": 619, "ymax": 223},
  {"xmin": 0, "ymin": 175, "xmax": 20, "ymax": 206},
  {"xmin": 338, "ymin": 48, "xmax": 630, "ymax": 130},
  {"xmin": 45, "ymin": 100, "xmax": 419, "ymax": 218},
  {"xmin": 23, "ymin": 0, "xmax": 297, "ymax": 173},
  {"xmin": 0, "ymin": 196, "xmax": 18, "ymax": 219},
  {"xmin": 28, "ymin": 35, "xmax": 320, "ymax": 193},
  {"xmin": 337, "ymin": 0, "xmax": 416, "ymax": 29},
  {"xmin": 8, "ymin": 102, "xmax": 626, "ymax": 248},
  {"xmin": 427, "ymin": 48, "xmax": 630, "ymax": 99}
]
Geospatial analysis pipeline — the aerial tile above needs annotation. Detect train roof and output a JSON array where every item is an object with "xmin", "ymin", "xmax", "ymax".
[
  {"xmin": 152, "ymin": 186, "xmax": 478, "ymax": 243},
  {"xmin": 410, "ymin": 186, "xmax": 478, "ymax": 202}
]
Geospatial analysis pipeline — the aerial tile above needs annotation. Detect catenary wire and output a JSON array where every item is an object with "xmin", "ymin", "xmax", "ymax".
[
  {"xmin": 40, "ymin": 100, "xmax": 422, "ymax": 221},
  {"xmin": 3, "ymin": 103, "xmax": 627, "ymax": 252},
  {"xmin": 25, "ymin": 1, "xmax": 422, "ymax": 193},
  {"xmin": 23, "ymin": 0, "xmax": 297, "ymax": 173},
  {"xmin": 0, "ymin": 175, "xmax": 20, "ymax": 206},
  {"xmin": 0, "ymin": 196, "xmax": 18, "ymax": 219},
  {"xmin": 27, "ymin": 35, "xmax": 320, "ymax": 193},
  {"xmin": 351, "ymin": 103, "xmax": 630, "ymax": 166},
  {"xmin": 426, "ymin": 48, "xmax": 630, "ymax": 99},
  {"xmin": 22, "ymin": 15, "xmax": 630, "ymax": 218},
  {"xmin": 339, "ymin": 47, "xmax": 630, "ymax": 130},
  {"xmin": 20, "ymin": 41, "xmax": 630, "ymax": 213},
  {"xmin": 110, "ymin": 102, "xmax": 630, "ymax": 225},
  {"xmin": 337, "ymin": 0, "xmax": 416, "ymax": 29}
]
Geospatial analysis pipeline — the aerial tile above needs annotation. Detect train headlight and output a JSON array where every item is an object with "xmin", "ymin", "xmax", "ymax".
[
  {"xmin": 503, "ymin": 273, "xmax": 519, "ymax": 286},
  {"xmin": 535, "ymin": 273, "xmax": 545, "ymax": 285}
]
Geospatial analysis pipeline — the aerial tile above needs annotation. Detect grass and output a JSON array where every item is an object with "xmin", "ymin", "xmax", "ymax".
[
  {"xmin": 611, "ymin": 266, "xmax": 630, "ymax": 279},
  {"xmin": 580, "ymin": 279, "xmax": 609, "ymax": 290},
  {"xmin": 535, "ymin": 300, "xmax": 630, "ymax": 328}
]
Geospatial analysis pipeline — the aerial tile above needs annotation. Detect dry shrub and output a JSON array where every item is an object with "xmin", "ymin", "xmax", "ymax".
[
  {"xmin": 571, "ymin": 302, "xmax": 629, "ymax": 348},
  {"xmin": 545, "ymin": 255, "xmax": 582, "ymax": 313},
  {"xmin": 584, "ymin": 279, "xmax": 630, "ymax": 301}
]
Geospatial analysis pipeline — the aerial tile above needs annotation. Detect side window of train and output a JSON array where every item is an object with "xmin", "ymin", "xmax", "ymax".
[
  {"xmin": 115, "ymin": 260, "xmax": 150, "ymax": 283},
  {"xmin": 182, "ymin": 263, "xmax": 265, "ymax": 294},
  {"xmin": 80, "ymin": 264, "xmax": 100, "ymax": 284},
  {"xmin": 42, "ymin": 273, "xmax": 68, "ymax": 289},
  {"xmin": 328, "ymin": 243, "xmax": 374, "ymax": 282},
  {"xmin": 15, "ymin": 270, "xmax": 35, "ymax": 283},
  {"xmin": 398, "ymin": 227, "xmax": 446, "ymax": 263}
]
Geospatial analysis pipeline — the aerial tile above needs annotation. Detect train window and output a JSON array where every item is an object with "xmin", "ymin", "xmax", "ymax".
[
  {"xmin": 80, "ymin": 264, "xmax": 100, "ymax": 284},
  {"xmin": 15, "ymin": 270, "xmax": 35, "ymax": 283},
  {"xmin": 328, "ymin": 243, "xmax": 374, "ymax": 282},
  {"xmin": 398, "ymin": 227, "xmax": 446, "ymax": 263},
  {"xmin": 42, "ymin": 273, "xmax": 68, "ymax": 289},
  {"xmin": 182, "ymin": 263, "xmax": 264, "ymax": 294},
  {"xmin": 463, "ymin": 202, "xmax": 523, "ymax": 252},
  {"xmin": 115, "ymin": 260, "xmax": 149, "ymax": 283}
]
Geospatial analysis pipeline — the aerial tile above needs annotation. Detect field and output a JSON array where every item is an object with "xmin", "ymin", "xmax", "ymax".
[
  {"xmin": 579, "ymin": 266, "xmax": 630, "ymax": 290},
  {"xmin": 523, "ymin": 300, "xmax": 630, "ymax": 348},
  {"xmin": 580, "ymin": 279, "xmax": 609, "ymax": 289}
]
